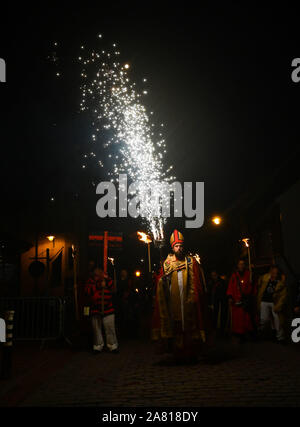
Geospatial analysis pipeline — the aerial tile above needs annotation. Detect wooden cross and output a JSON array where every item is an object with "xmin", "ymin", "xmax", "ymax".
[{"xmin": 89, "ymin": 231, "xmax": 122, "ymax": 273}]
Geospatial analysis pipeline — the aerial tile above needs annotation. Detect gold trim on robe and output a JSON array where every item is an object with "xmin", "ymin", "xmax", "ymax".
[{"xmin": 152, "ymin": 254, "xmax": 207, "ymax": 349}]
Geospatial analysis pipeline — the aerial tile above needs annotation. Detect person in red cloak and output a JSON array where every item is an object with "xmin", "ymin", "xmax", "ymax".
[{"xmin": 227, "ymin": 259, "xmax": 255, "ymax": 342}]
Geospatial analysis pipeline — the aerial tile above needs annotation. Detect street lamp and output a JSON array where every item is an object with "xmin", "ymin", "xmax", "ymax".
[
  {"xmin": 212, "ymin": 216, "xmax": 222, "ymax": 225},
  {"xmin": 47, "ymin": 235, "xmax": 55, "ymax": 248},
  {"xmin": 137, "ymin": 231, "xmax": 152, "ymax": 273}
]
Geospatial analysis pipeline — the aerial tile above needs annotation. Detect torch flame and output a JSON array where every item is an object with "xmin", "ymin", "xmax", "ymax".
[
  {"xmin": 242, "ymin": 238, "xmax": 250, "ymax": 248},
  {"xmin": 189, "ymin": 252, "xmax": 201, "ymax": 264},
  {"xmin": 194, "ymin": 253, "xmax": 201, "ymax": 264},
  {"xmin": 108, "ymin": 257, "xmax": 114, "ymax": 266},
  {"xmin": 137, "ymin": 231, "xmax": 152, "ymax": 244}
]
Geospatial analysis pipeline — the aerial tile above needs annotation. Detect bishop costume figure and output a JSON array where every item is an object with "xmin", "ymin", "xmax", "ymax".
[{"xmin": 152, "ymin": 230, "xmax": 210, "ymax": 362}]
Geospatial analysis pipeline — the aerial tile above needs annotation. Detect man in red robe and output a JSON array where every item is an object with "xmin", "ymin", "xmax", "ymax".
[
  {"xmin": 227, "ymin": 259, "xmax": 255, "ymax": 342},
  {"xmin": 152, "ymin": 230, "xmax": 210, "ymax": 363}
]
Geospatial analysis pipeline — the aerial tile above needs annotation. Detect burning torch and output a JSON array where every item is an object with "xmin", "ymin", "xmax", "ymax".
[
  {"xmin": 108, "ymin": 256, "xmax": 117, "ymax": 292},
  {"xmin": 137, "ymin": 232, "xmax": 152, "ymax": 273},
  {"xmin": 242, "ymin": 238, "xmax": 252, "ymax": 281}
]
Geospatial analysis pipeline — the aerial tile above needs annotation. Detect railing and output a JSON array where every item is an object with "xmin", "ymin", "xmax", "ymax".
[{"xmin": 0, "ymin": 297, "xmax": 74, "ymax": 341}]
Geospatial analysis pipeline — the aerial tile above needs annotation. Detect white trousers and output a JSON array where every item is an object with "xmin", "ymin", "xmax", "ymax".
[
  {"xmin": 260, "ymin": 301, "xmax": 284, "ymax": 341},
  {"xmin": 91, "ymin": 313, "xmax": 118, "ymax": 351}
]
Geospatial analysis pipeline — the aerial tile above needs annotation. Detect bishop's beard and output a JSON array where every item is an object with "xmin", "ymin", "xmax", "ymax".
[{"xmin": 173, "ymin": 249, "xmax": 185, "ymax": 261}]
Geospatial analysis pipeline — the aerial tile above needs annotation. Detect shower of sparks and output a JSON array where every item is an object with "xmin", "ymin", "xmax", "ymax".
[
  {"xmin": 48, "ymin": 42, "xmax": 61, "ymax": 78},
  {"xmin": 79, "ymin": 37, "xmax": 175, "ymax": 241}
]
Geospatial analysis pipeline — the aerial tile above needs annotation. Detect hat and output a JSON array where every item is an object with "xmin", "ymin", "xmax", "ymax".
[{"xmin": 170, "ymin": 229, "xmax": 184, "ymax": 248}]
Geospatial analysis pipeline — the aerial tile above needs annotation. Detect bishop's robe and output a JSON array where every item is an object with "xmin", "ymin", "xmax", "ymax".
[{"xmin": 152, "ymin": 254, "xmax": 210, "ymax": 358}]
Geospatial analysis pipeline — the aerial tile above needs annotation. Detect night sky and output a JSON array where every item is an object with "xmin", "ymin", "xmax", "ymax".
[{"xmin": 1, "ymin": 4, "xmax": 300, "ymax": 272}]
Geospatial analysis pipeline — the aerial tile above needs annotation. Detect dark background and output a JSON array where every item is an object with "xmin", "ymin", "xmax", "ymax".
[{"xmin": 1, "ymin": 3, "xmax": 300, "ymax": 273}]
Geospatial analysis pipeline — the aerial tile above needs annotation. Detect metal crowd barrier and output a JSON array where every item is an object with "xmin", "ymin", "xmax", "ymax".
[{"xmin": 0, "ymin": 297, "xmax": 73, "ymax": 341}]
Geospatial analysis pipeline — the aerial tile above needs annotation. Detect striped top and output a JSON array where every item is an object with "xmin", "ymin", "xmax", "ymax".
[{"xmin": 85, "ymin": 277, "xmax": 114, "ymax": 316}]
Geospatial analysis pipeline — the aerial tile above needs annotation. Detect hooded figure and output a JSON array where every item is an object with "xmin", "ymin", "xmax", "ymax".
[{"xmin": 152, "ymin": 230, "xmax": 210, "ymax": 362}]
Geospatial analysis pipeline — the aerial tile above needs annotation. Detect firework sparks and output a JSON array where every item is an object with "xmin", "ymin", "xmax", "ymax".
[{"xmin": 79, "ymin": 36, "xmax": 175, "ymax": 241}]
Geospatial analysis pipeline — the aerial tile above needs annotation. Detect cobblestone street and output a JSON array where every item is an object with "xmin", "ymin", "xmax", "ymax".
[{"xmin": 1, "ymin": 339, "xmax": 300, "ymax": 407}]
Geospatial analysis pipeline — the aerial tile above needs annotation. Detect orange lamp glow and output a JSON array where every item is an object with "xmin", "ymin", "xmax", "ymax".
[{"xmin": 212, "ymin": 216, "xmax": 222, "ymax": 225}]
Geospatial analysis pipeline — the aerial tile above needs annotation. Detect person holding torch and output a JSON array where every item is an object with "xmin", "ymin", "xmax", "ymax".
[{"xmin": 227, "ymin": 259, "xmax": 255, "ymax": 343}]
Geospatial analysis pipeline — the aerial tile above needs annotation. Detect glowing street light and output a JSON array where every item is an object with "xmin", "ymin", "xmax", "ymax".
[
  {"xmin": 46, "ymin": 235, "xmax": 55, "ymax": 248},
  {"xmin": 212, "ymin": 216, "xmax": 222, "ymax": 225},
  {"xmin": 135, "ymin": 270, "xmax": 141, "ymax": 277}
]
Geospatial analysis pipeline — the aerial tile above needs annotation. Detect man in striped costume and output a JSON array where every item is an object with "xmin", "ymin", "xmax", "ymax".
[
  {"xmin": 85, "ymin": 268, "xmax": 119, "ymax": 353},
  {"xmin": 152, "ymin": 230, "xmax": 210, "ymax": 362}
]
